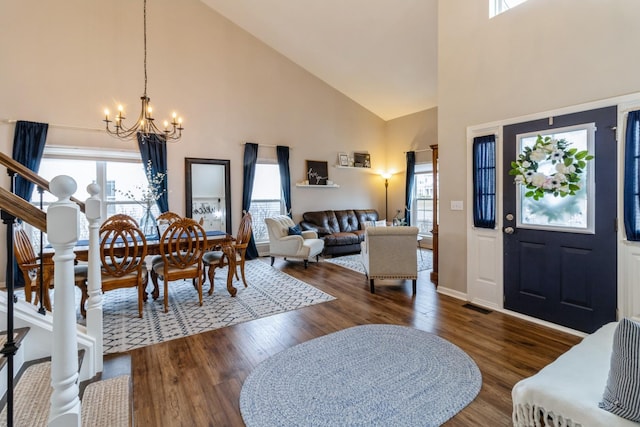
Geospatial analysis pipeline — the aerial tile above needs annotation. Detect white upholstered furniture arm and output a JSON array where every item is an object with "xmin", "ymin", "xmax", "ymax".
[
  {"xmin": 301, "ymin": 230, "xmax": 318, "ymax": 239},
  {"xmin": 512, "ymin": 321, "xmax": 638, "ymax": 427},
  {"xmin": 270, "ymin": 234, "xmax": 305, "ymax": 256},
  {"xmin": 361, "ymin": 226, "xmax": 419, "ymax": 294},
  {"xmin": 265, "ymin": 216, "xmax": 324, "ymax": 268}
]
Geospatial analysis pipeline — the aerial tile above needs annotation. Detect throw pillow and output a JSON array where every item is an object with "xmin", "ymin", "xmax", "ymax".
[
  {"xmin": 363, "ymin": 221, "xmax": 376, "ymax": 228},
  {"xmin": 288, "ymin": 225, "xmax": 302, "ymax": 236},
  {"xmin": 375, "ymin": 219, "xmax": 387, "ymax": 227},
  {"xmin": 599, "ymin": 318, "xmax": 640, "ymax": 422}
]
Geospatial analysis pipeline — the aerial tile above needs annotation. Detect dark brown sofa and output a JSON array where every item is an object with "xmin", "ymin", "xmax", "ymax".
[{"xmin": 299, "ymin": 209, "xmax": 379, "ymax": 256}]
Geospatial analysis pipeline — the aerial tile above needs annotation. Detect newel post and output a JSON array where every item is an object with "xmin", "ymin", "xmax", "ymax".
[
  {"xmin": 47, "ymin": 175, "xmax": 81, "ymax": 427},
  {"xmin": 84, "ymin": 182, "xmax": 103, "ymax": 373}
]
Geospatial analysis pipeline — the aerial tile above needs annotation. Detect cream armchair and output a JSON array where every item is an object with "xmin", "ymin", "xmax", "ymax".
[
  {"xmin": 361, "ymin": 226, "xmax": 419, "ymax": 294},
  {"xmin": 265, "ymin": 216, "xmax": 324, "ymax": 268}
]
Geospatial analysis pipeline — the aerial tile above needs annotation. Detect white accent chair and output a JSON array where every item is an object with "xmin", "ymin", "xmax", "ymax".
[
  {"xmin": 265, "ymin": 215, "xmax": 324, "ymax": 268},
  {"xmin": 361, "ymin": 226, "xmax": 419, "ymax": 294}
]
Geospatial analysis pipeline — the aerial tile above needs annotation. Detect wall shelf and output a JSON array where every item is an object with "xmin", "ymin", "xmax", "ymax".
[
  {"xmin": 296, "ymin": 183, "xmax": 340, "ymax": 188},
  {"xmin": 334, "ymin": 165, "xmax": 375, "ymax": 173}
]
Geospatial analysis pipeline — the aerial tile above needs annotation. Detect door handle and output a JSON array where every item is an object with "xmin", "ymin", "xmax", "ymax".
[{"xmin": 504, "ymin": 226, "xmax": 515, "ymax": 234}]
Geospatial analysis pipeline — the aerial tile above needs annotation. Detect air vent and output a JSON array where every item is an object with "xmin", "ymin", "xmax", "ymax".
[{"xmin": 462, "ymin": 303, "xmax": 493, "ymax": 315}]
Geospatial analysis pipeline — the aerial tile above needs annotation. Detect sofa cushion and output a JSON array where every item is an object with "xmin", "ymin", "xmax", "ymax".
[
  {"xmin": 353, "ymin": 230, "xmax": 366, "ymax": 242},
  {"xmin": 355, "ymin": 209, "xmax": 379, "ymax": 229},
  {"xmin": 302, "ymin": 210, "xmax": 340, "ymax": 235},
  {"xmin": 323, "ymin": 231, "xmax": 360, "ymax": 247},
  {"xmin": 599, "ymin": 318, "xmax": 640, "ymax": 422},
  {"xmin": 334, "ymin": 210, "xmax": 359, "ymax": 232}
]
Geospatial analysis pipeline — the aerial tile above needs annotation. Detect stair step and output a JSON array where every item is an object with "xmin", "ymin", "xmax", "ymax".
[
  {"xmin": 0, "ymin": 328, "xmax": 30, "ymax": 372},
  {"xmin": 81, "ymin": 375, "xmax": 130, "ymax": 427},
  {"xmin": 0, "ymin": 361, "xmax": 130, "ymax": 426},
  {"xmin": 0, "ymin": 361, "xmax": 50, "ymax": 427}
]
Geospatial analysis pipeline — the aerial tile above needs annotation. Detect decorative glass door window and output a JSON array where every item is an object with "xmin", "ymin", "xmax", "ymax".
[{"xmin": 516, "ymin": 124, "xmax": 596, "ymax": 233}]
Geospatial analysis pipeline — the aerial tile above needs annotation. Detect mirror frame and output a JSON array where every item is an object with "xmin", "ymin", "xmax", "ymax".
[{"xmin": 185, "ymin": 157, "xmax": 232, "ymax": 234}]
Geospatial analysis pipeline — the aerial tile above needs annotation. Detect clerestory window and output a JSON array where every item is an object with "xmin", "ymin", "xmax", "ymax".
[{"xmin": 490, "ymin": 0, "xmax": 529, "ymax": 18}]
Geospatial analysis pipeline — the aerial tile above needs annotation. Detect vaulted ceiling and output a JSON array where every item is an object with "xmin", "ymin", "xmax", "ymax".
[{"xmin": 200, "ymin": 0, "xmax": 438, "ymax": 121}]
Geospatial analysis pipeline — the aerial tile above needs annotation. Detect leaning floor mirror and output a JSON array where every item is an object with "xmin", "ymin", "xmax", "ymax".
[{"xmin": 185, "ymin": 158, "xmax": 232, "ymax": 234}]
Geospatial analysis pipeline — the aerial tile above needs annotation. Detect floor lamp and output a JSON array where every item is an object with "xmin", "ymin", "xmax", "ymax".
[{"xmin": 381, "ymin": 172, "xmax": 392, "ymax": 220}]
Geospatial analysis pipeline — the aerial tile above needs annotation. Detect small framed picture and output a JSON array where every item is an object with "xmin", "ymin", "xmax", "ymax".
[
  {"xmin": 354, "ymin": 152, "xmax": 371, "ymax": 168},
  {"xmin": 338, "ymin": 152, "xmax": 349, "ymax": 167}
]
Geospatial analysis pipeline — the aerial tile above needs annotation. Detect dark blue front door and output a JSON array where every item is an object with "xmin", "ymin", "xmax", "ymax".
[{"xmin": 503, "ymin": 106, "xmax": 617, "ymax": 333}]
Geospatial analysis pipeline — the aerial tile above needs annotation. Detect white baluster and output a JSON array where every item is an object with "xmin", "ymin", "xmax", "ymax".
[
  {"xmin": 84, "ymin": 181, "xmax": 103, "ymax": 373},
  {"xmin": 47, "ymin": 175, "xmax": 81, "ymax": 427}
]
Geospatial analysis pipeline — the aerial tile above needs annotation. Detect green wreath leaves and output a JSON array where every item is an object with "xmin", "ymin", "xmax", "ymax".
[{"xmin": 508, "ymin": 135, "xmax": 593, "ymax": 201}]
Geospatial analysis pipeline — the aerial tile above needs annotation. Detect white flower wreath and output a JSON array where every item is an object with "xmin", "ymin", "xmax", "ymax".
[{"xmin": 509, "ymin": 135, "xmax": 594, "ymax": 201}]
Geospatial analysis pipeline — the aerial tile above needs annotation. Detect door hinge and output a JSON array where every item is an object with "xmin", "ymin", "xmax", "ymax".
[{"xmin": 615, "ymin": 218, "xmax": 618, "ymax": 233}]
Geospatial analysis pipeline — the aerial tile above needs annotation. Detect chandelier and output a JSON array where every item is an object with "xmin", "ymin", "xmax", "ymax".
[{"xmin": 103, "ymin": 0, "xmax": 183, "ymax": 142}]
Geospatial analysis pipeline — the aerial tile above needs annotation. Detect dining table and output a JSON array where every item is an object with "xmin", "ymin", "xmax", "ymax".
[{"xmin": 44, "ymin": 229, "xmax": 241, "ymax": 299}]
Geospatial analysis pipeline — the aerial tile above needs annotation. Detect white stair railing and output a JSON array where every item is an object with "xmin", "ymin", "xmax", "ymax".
[
  {"xmin": 84, "ymin": 182, "xmax": 103, "ymax": 373},
  {"xmin": 47, "ymin": 175, "xmax": 81, "ymax": 427}
]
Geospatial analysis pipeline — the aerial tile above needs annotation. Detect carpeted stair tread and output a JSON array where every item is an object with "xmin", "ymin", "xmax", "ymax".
[
  {"xmin": 81, "ymin": 375, "xmax": 130, "ymax": 427},
  {"xmin": 0, "ymin": 362, "xmax": 130, "ymax": 427},
  {"xmin": 0, "ymin": 361, "xmax": 51, "ymax": 427}
]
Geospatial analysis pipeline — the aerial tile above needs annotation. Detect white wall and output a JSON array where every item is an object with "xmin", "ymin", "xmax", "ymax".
[
  {"xmin": 0, "ymin": 0, "xmax": 389, "ymax": 280},
  {"xmin": 438, "ymin": 0, "xmax": 640, "ymax": 293}
]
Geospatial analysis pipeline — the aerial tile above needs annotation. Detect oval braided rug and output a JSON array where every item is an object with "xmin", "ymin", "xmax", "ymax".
[{"xmin": 240, "ymin": 324, "xmax": 482, "ymax": 426}]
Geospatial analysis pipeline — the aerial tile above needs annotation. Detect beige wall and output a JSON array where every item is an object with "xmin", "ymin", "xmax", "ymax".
[
  {"xmin": 385, "ymin": 108, "xmax": 437, "ymax": 221},
  {"xmin": 0, "ymin": 0, "xmax": 394, "ymax": 280},
  {"xmin": 438, "ymin": 0, "xmax": 640, "ymax": 292}
]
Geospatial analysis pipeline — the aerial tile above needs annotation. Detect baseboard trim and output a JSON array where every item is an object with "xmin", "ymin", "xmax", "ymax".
[
  {"xmin": 435, "ymin": 287, "xmax": 586, "ymax": 337},
  {"xmin": 436, "ymin": 286, "xmax": 466, "ymax": 301},
  {"xmin": 493, "ymin": 308, "xmax": 587, "ymax": 337}
]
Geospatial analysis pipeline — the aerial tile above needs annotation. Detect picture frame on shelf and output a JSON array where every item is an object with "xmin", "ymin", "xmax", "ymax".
[
  {"xmin": 306, "ymin": 160, "xmax": 329, "ymax": 185},
  {"xmin": 353, "ymin": 152, "xmax": 371, "ymax": 168},
  {"xmin": 338, "ymin": 152, "xmax": 349, "ymax": 167}
]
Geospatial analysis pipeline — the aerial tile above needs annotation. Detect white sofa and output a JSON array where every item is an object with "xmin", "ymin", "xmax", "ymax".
[
  {"xmin": 265, "ymin": 216, "xmax": 324, "ymax": 268},
  {"xmin": 360, "ymin": 226, "xmax": 419, "ymax": 294},
  {"xmin": 512, "ymin": 321, "xmax": 639, "ymax": 427}
]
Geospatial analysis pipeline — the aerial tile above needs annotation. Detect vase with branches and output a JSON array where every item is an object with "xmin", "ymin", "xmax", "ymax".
[{"xmin": 118, "ymin": 160, "xmax": 167, "ymax": 235}]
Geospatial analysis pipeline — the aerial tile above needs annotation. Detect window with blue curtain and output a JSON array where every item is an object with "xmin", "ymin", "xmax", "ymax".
[
  {"xmin": 624, "ymin": 109, "xmax": 640, "ymax": 241},
  {"xmin": 472, "ymin": 135, "xmax": 496, "ymax": 229}
]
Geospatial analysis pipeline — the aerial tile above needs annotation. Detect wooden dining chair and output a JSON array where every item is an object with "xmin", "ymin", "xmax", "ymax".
[
  {"xmin": 203, "ymin": 211, "xmax": 252, "ymax": 295},
  {"xmin": 157, "ymin": 211, "xmax": 182, "ymax": 223},
  {"xmin": 13, "ymin": 225, "xmax": 55, "ymax": 310},
  {"xmin": 151, "ymin": 211, "xmax": 183, "ymax": 266},
  {"xmin": 79, "ymin": 218, "xmax": 148, "ymax": 318},
  {"xmin": 101, "ymin": 214, "xmax": 139, "ymax": 230},
  {"xmin": 150, "ymin": 217, "xmax": 208, "ymax": 313},
  {"xmin": 13, "ymin": 225, "xmax": 88, "ymax": 312}
]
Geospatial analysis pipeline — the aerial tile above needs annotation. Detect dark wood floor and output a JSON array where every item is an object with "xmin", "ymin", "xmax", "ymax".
[{"xmin": 127, "ymin": 255, "xmax": 581, "ymax": 426}]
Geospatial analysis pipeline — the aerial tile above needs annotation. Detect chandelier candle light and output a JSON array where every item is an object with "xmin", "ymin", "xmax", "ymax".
[{"xmin": 103, "ymin": 0, "xmax": 183, "ymax": 142}]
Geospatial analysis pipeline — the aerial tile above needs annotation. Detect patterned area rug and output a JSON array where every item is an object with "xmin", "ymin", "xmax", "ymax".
[
  {"xmin": 325, "ymin": 249, "xmax": 432, "ymax": 274},
  {"xmin": 75, "ymin": 260, "xmax": 335, "ymax": 354},
  {"xmin": 240, "ymin": 324, "xmax": 482, "ymax": 426}
]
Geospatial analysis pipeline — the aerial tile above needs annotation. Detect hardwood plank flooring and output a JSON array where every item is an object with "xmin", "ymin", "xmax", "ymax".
[{"xmin": 128, "ymin": 256, "xmax": 581, "ymax": 426}]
